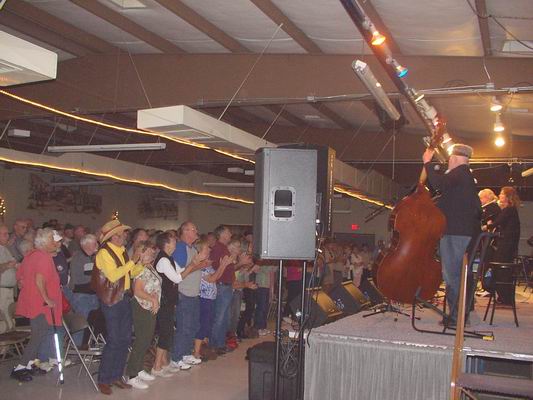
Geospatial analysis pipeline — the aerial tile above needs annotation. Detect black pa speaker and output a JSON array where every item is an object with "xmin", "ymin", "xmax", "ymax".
[
  {"xmin": 279, "ymin": 144, "xmax": 335, "ymax": 236},
  {"xmin": 328, "ymin": 281, "xmax": 370, "ymax": 315},
  {"xmin": 289, "ymin": 288, "xmax": 343, "ymax": 328},
  {"xmin": 358, "ymin": 279, "xmax": 385, "ymax": 306},
  {"xmin": 253, "ymin": 148, "xmax": 317, "ymax": 260}
]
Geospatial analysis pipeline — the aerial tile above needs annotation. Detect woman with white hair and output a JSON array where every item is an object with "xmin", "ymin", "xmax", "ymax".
[{"xmin": 11, "ymin": 228, "xmax": 63, "ymax": 382}]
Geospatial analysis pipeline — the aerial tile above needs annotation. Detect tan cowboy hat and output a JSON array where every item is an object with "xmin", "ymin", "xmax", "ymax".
[{"xmin": 99, "ymin": 219, "xmax": 131, "ymax": 243}]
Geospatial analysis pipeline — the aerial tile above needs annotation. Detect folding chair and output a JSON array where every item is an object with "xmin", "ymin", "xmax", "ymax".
[{"xmin": 62, "ymin": 311, "xmax": 105, "ymax": 391}]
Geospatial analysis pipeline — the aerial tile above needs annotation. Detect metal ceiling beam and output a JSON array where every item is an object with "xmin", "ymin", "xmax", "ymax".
[
  {"xmin": 358, "ymin": 0, "xmax": 401, "ymax": 54},
  {"xmin": 474, "ymin": 0, "xmax": 492, "ymax": 57},
  {"xmin": 4, "ymin": 1, "xmax": 119, "ymax": 54},
  {"xmin": 2, "ymin": 54, "xmax": 533, "ymax": 121},
  {"xmin": 70, "ymin": 0, "xmax": 185, "ymax": 54},
  {"xmin": 310, "ymin": 103, "xmax": 353, "ymax": 130},
  {"xmin": 154, "ymin": 0, "xmax": 250, "ymax": 53},
  {"xmin": 0, "ymin": 11, "xmax": 90, "ymax": 57},
  {"xmin": 264, "ymin": 104, "xmax": 305, "ymax": 126},
  {"xmin": 249, "ymin": 0, "xmax": 322, "ymax": 54}
]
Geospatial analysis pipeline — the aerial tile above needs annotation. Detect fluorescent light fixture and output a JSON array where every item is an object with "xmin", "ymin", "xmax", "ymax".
[
  {"xmin": 493, "ymin": 114, "xmax": 505, "ymax": 132},
  {"xmin": 227, "ymin": 167, "xmax": 244, "ymax": 174},
  {"xmin": 244, "ymin": 170, "xmax": 255, "ymax": 176},
  {"xmin": 108, "ymin": 0, "xmax": 147, "ymax": 9},
  {"xmin": 47, "ymin": 143, "xmax": 166, "ymax": 153},
  {"xmin": 522, "ymin": 167, "xmax": 533, "ymax": 178},
  {"xmin": 351, "ymin": 60, "xmax": 401, "ymax": 121},
  {"xmin": 49, "ymin": 180, "xmax": 113, "ymax": 187},
  {"xmin": 0, "ymin": 0, "xmax": 7, "ymax": 10},
  {"xmin": 8, "ymin": 129, "xmax": 30, "ymax": 138},
  {"xmin": 203, "ymin": 182, "xmax": 254, "ymax": 188}
]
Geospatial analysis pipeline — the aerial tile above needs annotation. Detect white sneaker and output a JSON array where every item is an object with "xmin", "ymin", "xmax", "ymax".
[
  {"xmin": 151, "ymin": 368, "xmax": 173, "ymax": 378},
  {"xmin": 128, "ymin": 376, "xmax": 149, "ymax": 389},
  {"xmin": 138, "ymin": 370, "xmax": 155, "ymax": 381},
  {"xmin": 38, "ymin": 362, "xmax": 53, "ymax": 372},
  {"xmin": 169, "ymin": 360, "xmax": 192, "ymax": 370},
  {"xmin": 258, "ymin": 329, "xmax": 270, "ymax": 336},
  {"xmin": 182, "ymin": 355, "xmax": 202, "ymax": 365},
  {"xmin": 163, "ymin": 363, "xmax": 180, "ymax": 373},
  {"xmin": 49, "ymin": 358, "xmax": 72, "ymax": 367}
]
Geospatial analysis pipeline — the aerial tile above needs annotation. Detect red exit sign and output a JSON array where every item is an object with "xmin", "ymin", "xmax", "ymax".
[{"xmin": 351, "ymin": 224, "xmax": 360, "ymax": 231}]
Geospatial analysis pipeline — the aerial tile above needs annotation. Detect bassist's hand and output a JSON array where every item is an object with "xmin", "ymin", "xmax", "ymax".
[{"xmin": 422, "ymin": 148, "xmax": 435, "ymax": 164}]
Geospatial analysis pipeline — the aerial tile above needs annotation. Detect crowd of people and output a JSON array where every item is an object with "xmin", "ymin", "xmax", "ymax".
[
  {"xmin": 0, "ymin": 163, "xmax": 527, "ymax": 393},
  {"xmin": 0, "ymin": 217, "xmax": 286, "ymax": 394}
]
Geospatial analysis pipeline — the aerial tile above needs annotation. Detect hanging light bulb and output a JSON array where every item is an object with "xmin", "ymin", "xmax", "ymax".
[
  {"xmin": 493, "ymin": 114, "xmax": 505, "ymax": 132},
  {"xmin": 490, "ymin": 97, "xmax": 503, "ymax": 112},
  {"xmin": 494, "ymin": 135, "xmax": 505, "ymax": 147}
]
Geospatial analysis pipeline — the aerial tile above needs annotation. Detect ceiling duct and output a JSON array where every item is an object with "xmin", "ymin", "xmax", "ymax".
[{"xmin": 0, "ymin": 31, "xmax": 58, "ymax": 87}]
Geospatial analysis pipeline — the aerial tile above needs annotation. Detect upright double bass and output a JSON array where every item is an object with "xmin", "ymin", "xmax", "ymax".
[{"xmin": 375, "ymin": 124, "xmax": 448, "ymax": 304}]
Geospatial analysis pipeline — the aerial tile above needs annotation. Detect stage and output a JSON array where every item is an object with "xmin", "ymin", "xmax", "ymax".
[{"xmin": 304, "ymin": 289, "xmax": 533, "ymax": 400}]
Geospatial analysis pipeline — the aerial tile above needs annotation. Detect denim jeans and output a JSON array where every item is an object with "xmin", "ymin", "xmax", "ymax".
[
  {"xmin": 172, "ymin": 294, "xmax": 199, "ymax": 362},
  {"xmin": 98, "ymin": 297, "xmax": 132, "ymax": 384},
  {"xmin": 210, "ymin": 284, "xmax": 233, "ymax": 348},
  {"xmin": 254, "ymin": 287, "xmax": 270, "ymax": 330},
  {"xmin": 440, "ymin": 235, "xmax": 472, "ymax": 322},
  {"xmin": 70, "ymin": 293, "xmax": 100, "ymax": 346},
  {"xmin": 229, "ymin": 289, "xmax": 243, "ymax": 334}
]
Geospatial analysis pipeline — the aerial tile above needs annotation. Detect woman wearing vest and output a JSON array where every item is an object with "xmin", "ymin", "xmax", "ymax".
[{"xmin": 92, "ymin": 220, "xmax": 148, "ymax": 395}]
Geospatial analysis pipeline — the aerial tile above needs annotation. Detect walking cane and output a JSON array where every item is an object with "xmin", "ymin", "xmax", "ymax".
[{"xmin": 48, "ymin": 305, "xmax": 64, "ymax": 384}]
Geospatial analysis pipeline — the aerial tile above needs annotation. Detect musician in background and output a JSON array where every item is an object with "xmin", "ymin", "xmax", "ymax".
[
  {"xmin": 478, "ymin": 189, "xmax": 500, "ymax": 228},
  {"xmin": 487, "ymin": 186, "xmax": 521, "ymax": 263},
  {"xmin": 423, "ymin": 144, "xmax": 481, "ymax": 326}
]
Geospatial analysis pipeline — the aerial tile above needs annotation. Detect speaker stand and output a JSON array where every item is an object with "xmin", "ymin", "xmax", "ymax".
[
  {"xmin": 363, "ymin": 301, "xmax": 416, "ymax": 322},
  {"xmin": 274, "ymin": 259, "xmax": 283, "ymax": 400}
]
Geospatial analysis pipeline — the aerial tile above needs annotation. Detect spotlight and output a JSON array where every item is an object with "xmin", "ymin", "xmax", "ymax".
[
  {"xmin": 490, "ymin": 97, "xmax": 503, "ymax": 112},
  {"xmin": 495, "ymin": 135, "xmax": 505, "ymax": 147},
  {"xmin": 387, "ymin": 58, "xmax": 408, "ymax": 78},
  {"xmin": 493, "ymin": 114, "xmax": 505, "ymax": 132},
  {"xmin": 371, "ymin": 29, "xmax": 386, "ymax": 46}
]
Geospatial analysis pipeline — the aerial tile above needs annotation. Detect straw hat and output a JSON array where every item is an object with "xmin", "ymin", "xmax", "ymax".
[{"xmin": 99, "ymin": 219, "xmax": 131, "ymax": 243}]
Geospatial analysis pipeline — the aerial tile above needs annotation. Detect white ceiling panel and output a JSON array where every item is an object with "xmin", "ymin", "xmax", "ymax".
[
  {"xmin": 271, "ymin": 0, "xmax": 366, "ymax": 54},
  {"xmin": 97, "ymin": 0, "xmax": 229, "ymax": 53},
  {"xmin": 487, "ymin": 0, "xmax": 533, "ymax": 57},
  {"xmin": 373, "ymin": 0, "xmax": 483, "ymax": 56},
  {"xmin": 180, "ymin": 0, "xmax": 305, "ymax": 53},
  {"xmin": 25, "ymin": 0, "xmax": 161, "ymax": 54},
  {"xmin": 0, "ymin": 25, "xmax": 74, "ymax": 62}
]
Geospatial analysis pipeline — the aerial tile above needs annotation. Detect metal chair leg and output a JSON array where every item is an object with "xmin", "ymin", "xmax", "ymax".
[
  {"xmin": 490, "ymin": 294, "xmax": 496, "ymax": 325},
  {"xmin": 483, "ymin": 293, "xmax": 492, "ymax": 321}
]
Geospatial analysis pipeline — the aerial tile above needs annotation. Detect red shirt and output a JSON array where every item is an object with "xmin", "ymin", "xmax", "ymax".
[
  {"xmin": 16, "ymin": 249, "xmax": 62, "ymax": 326},
  {"xmin": 285, "ymin": 260, "xmax": 304, "ymax": 281},
  {"xmin": 210, "ymin": 241, "xmax": 235, "ymax": 285}
]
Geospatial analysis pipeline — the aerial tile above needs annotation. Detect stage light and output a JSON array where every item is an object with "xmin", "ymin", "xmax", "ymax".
[
  {"xmin": 351, "ymin": 60, "xmax": 401, "ymax": 121},
  {"xmin": 371, "ymin": 29, "xmax": 386, "ymax": 46},
  {"xmin": 47, "ymin": 143, "xmax": 166, "ymax": 153},
  {"xmin": 495, "ymin": 135, "xmax": 505, "ymax": 147},
  {"xmin": 493, "ymin": 114, "xmax": 505, "ymax": 132},
  {"xmin": 395, "ymin": 64, "xmax": 408, "ymax": 78},
  {"xmin": 490, "ymin": 97, "xmax": 503, "ymax": 112},
  {"xmin": 386, "ymin": 58, "xmax": 408, "ymax": 78}
]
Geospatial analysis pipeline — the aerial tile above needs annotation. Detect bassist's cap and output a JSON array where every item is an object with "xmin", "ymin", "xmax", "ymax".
[{"xmin": 450, "ymin": 143, "xmax": 473, "ymax": 159}]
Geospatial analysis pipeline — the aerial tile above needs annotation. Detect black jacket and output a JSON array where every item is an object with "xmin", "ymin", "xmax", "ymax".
[
  {"xmin": 481, "ymin": 201, "xmax": 501, "ymax": 226},
  {"xmin": 490, "ymin": 206, "xmax": 520, "ymax": 262},
  {"xmin": 425, "ymin": 163, "xmax": 481, "ymax": 237}
]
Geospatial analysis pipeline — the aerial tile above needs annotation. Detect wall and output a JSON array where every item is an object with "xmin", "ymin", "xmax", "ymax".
[{"xmin": 1, "ymin": 165, "xmax": 530, "ymax": 254}]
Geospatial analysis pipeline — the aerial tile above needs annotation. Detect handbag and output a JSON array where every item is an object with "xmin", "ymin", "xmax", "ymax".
[{"xmin": 90, "ymin": 243, "xmax": 130, "ymax": 306}]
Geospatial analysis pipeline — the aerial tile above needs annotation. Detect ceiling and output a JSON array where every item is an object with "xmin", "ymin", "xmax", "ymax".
[{"xmin": 1, "ymin": 0, "xmax": 532, "ymax": 200}]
